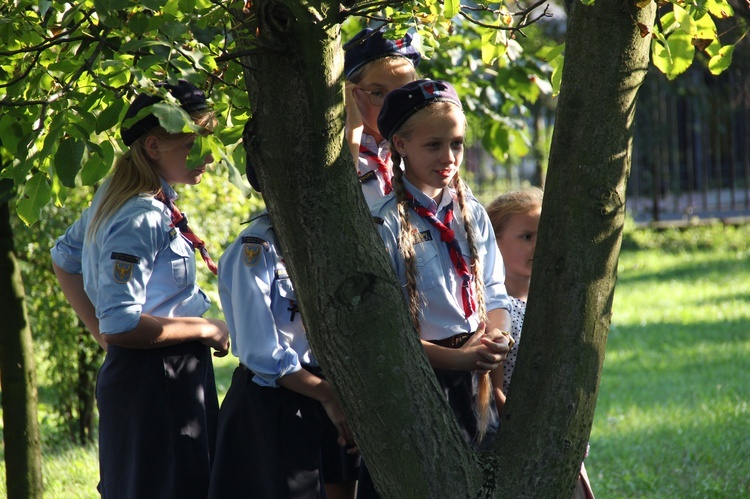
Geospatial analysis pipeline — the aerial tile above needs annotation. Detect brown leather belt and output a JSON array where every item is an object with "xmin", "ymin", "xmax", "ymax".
[{"xmin": 429, "ymin": 332, "xmax": 472, "ymax": 349}]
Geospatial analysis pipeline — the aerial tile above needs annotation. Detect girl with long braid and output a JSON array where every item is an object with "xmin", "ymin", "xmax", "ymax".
[{"xmin": 357, "ymin": 80, "xmax": 513, "ymax": 498}]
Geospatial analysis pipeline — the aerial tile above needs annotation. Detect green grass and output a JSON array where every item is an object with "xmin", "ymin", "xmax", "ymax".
[
  {"xmin": 2, "ymin": 224, "xmax": 749, "ymax": 498},
  {"xmin": 588, "ymin": 225, "xmax": 750, "ymax": 498}
]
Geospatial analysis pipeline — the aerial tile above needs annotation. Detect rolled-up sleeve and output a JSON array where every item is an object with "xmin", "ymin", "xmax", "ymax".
[
  {"xmin": 96, "ymin": 210, "xmax": 161, "ymax": 334},
  {"xmin": 51, "ymin": 213, "xmax": 88, "ymax": 274}
]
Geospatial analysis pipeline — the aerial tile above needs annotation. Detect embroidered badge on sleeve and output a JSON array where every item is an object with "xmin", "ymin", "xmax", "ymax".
[
  {"xmin": 111, "ymin": 252, "xmax": 140, "ymax": 284},
  {"xmin": 243, "ymin": 244, "xmax": 263, "ymax": 267}
]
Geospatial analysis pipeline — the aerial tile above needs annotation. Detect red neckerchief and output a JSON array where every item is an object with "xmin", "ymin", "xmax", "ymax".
[
  {"xmin": 406, "ymin": 192, "xmax": 476, "ymax": 318},
  {"xmin": 156, "ymin": 190, "xmax": 218, "ymax": 275},
  {"xmin": 359, "ymin": 144, "xmax": 393, "ymax": 194}
]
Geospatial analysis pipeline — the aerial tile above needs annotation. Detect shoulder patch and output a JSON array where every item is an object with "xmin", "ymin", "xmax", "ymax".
[
  {"xmin": 242, "ymin": 243, "xmax": 263, "ymax": 267},
  {"xmin": 111, "ymin": 253, "xmax": 139, "ymax": 284},
  {"xmin": 242, "ymin": 236, "xmax": 269, "ymax": 251},
  {"xmin": 358, "ymin": 170, "xmax": 377, "ymax": 183}
]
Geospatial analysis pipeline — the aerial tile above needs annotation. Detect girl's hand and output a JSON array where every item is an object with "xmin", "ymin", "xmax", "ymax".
[
  {"xmin": 202, "ymin": 318, "xmax": 230, "ymax": 357},
  {"xmin": 321, "ymin": 397, "xmax": 358, "ymax": 454},
  {"xmin": 461, "ymin": 324, "xmax": 511, "ymax": 372}
]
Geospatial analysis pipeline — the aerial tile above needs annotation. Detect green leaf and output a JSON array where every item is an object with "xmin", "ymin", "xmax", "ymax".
[
  {"xmin": 708, "ymin": 44, "xmax": 734, "ymax": 75},
  {"xmin": 444, "ymin": 0, "xmax": 459, "ymax": 19},
  {"xmin": 550, "ymin": 54, "xmax": 564, "ymax": 96},
  {"xmin": 80, "ymin": 143, "xmax": 113, "ymax": 186},
  {"xmin": 673, "ymin": 4, "xmax": 696, "ymax": 35},
  {"xmin": 152, "ymin": 102, "xmax": 193, "ymax": 134},
  {"xmin": 128, "ymin": 12, "xmax": 151, "ymax": 36},
  {"xmin": 0, "ymin": 114, "xmax": 23, "ymax": 156},
  {"xmin": 692, "ymin": 13, "xmax": 718, "ymax": 41},
  {"xmin": 54, "ymin": 137, "xmax": 85, "ymax": 188},
  {"xmin": 16, "ymin": 172, "xmax": 51, "ymax": 225},
  {"xmin": 705, "ymin": 0, "xmax": 734, "ymax": 18},
  {"xmin": 651, "ymin": 38, "xmax": 671, "ymax": 75},
  {"xmin": 665, "ymin": 30, "xmax": 695, "ymax": 79},
  {"xmin": 96, "ymin": 99, "xmax": 126, "ymax": 134}
]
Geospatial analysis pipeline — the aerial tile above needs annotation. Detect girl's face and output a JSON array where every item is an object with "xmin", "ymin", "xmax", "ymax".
[
  {"xmin": 151, "ymin": 135, "xmax": 214, "ymax": 186},
  {"xmin": 394, "ymin": 106, "xmax": 465, "ymax": 200},
  {"xmin": 353, "ymin": 58, "xmax": 416, "ymax": 142},
  {"xmin": 497, "ymin": 208, "xmax": 541, "ymax": 281}
]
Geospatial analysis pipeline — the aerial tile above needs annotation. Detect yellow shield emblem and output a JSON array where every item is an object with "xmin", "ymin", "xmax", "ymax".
[
  {"xmin": 113, "ymin": 261, "xmax": 134, "ymax": 284},
  {"xmin": 243, "ymin": 243, "xmax": 262, "ymax": 267}
]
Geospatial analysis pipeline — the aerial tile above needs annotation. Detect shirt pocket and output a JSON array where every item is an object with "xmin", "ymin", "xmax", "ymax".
[
  {"xmin": 413, "ymin": 240, "xmax": 442, "ymax": 291},
  {"xmin": 275, "ymin": 274, "xmax": 297, "ymax": 302},
  {"xmin": 168, "ymin": 236, "xmax": 196, "ymax": 289}
]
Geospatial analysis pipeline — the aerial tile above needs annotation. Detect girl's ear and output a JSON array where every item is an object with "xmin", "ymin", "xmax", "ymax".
[
  {"xmin": 144, "ymin": 135, "xmax": 160, "ymax": 160},
  {"xmin": 392, "ymin": 134, "xmax": 407, "ymax": 157}
]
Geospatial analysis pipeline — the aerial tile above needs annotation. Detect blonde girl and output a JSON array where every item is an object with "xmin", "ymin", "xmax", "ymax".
[{"xmin": 51, "ymin": 80, "xmax": 229, "ymax": 499}]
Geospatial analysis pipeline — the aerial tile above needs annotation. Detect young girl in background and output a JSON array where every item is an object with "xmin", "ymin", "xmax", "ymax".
[
  {"xmin": 357, "ymin": 79, "xmax": 513, "ymax": 498},
  {"xmin": 344, "ymin": 27, "xmax": 421, "ymax": 207},
  {"xmin": 487, "ymin": 188, "xmax": 595, "ymax": 499}
]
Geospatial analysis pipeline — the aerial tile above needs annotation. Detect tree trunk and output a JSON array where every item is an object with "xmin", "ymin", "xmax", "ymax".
[
  {"xmin": 236, "ymin": 0, "xmax": 655, "ymax": 495},
  {"xmin": 0, "ymin": 195, "xmax": 43, "ymax": 499},
  {"xmin": 497, "ymin": 0, "xmax": 656, "ymax": 496}
]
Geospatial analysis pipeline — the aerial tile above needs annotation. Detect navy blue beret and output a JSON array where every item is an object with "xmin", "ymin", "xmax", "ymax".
[
  {"xmin": 121, "ymin": 80, "xmax": 208, "ymax": 147},
  {"xmin": 377, "ymin": 80, "xmax": 462, "ymax": 141},
  {"xmin": 344, "ymin": 28, "xmax": 421, "ymax": 79}
]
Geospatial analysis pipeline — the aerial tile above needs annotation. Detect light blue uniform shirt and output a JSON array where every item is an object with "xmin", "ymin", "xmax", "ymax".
[
  {"xmin": 50, "ymin": 178, "xmax": 211, "ymax": 334},
  {"xmin": 218, "ymin": 212, "xmax": 315, "ymax": 388},
  {"xmin": 371, "ymin": 178, "xmax": 511, "ymax": 341}
]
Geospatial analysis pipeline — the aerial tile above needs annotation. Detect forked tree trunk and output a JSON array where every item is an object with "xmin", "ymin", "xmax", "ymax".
[
  {"xmin": 235, "ymin": 0, "xmax": 656, "ymax": 495},
  {"xmin": 0, "ymin": 196, "xmax": 43, "ymax": 499}
]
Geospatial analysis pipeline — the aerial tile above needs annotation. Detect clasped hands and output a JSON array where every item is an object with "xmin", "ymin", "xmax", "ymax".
[{"xmin": 460, "ymin": 323, "xmax": 513, "ymax": 373}]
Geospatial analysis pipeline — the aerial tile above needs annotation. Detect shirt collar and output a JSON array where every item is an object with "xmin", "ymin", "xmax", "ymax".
[
  {"xmin": 403, "ymin": 177, "xmax": 454, "ymax": 214},
  {"xmin": 159, "ymin": 177, "xmax": 178, "ymax": 202}
]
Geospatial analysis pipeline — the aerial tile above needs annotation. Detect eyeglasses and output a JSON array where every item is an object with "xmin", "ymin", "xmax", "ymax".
[{"xmin": 359, "ymin": 88, "xmax": 387, "ymax": 107}]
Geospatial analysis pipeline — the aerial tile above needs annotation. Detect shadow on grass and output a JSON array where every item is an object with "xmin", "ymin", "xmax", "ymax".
[{"xmin": 616, "ymin": 253, "xmax": 749, "ymax": 287}]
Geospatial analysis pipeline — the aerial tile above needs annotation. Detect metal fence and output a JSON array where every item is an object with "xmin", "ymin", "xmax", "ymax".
[{"xmin": 628, "ymin": 66, "xmax": 750, "ymax": 224}]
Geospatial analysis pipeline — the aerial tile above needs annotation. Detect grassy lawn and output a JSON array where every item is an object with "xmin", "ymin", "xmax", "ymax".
[
  {"xmin": 587, "ymin": 226, "xmax": 750, "ymax": 498},
  {"xmin": 1, "ymin": 224, "xmax": 748, "ymax": 497}
]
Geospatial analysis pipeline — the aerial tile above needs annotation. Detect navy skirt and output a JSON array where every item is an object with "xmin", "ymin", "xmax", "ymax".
[
  {"xmin": 96, "ymin": 342, "xmax": 219, "ymax": 499},
  {"xmin": 208, "ymin": 366, "xmax": 326, "ymax": 499}
]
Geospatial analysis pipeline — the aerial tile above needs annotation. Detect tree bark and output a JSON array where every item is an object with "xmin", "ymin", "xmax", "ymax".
[
  {"xmin": 0, "ymin": 195, "xmax": 43, "ymax": 499},
  {"xmin": 497, "ymin": 0, "xmax": 656, "ymax": 496}
]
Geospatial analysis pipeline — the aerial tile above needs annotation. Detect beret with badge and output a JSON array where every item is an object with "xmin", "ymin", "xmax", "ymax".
[
  {"xmin": 344, "ymin": 27, "xmax": 422, "ymax": 79},
  {"xmin": 121, "ymin": 80, "xmax": 208, "ymax": 147},
  {"xmin": 377, "ymin": 79, "xmax": 462, "ymax": 141}
]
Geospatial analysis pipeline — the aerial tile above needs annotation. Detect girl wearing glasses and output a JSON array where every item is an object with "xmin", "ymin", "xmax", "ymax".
[{"xmin": 344, "ymin": 27, "xmax": 422, "ymax": 207}]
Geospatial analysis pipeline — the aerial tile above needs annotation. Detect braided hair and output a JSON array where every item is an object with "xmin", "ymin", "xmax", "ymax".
[{"xmin": 388, "ymin": 102, "xmax": 493, "ymax": 441}]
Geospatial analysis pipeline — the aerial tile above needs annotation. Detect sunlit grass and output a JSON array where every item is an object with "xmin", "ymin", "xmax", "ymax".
[{"xmin": 587, "ymin": 229, "xmax": 750, "ymax": 498}]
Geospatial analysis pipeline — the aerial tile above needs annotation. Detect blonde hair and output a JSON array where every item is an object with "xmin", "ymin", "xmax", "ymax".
[
  {"xmin": 87, "ymin": 110, "xmax": 216, "ymax": 240},
  {"xmin": 389, "ymin": 102, "xmax": 493, "ymax": 441},
  {"xmin": 486, "ymin": 187, "xmax": 544, "ymax": 238}
]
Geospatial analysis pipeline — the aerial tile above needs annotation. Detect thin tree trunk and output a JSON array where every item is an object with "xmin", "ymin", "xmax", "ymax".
[
  {"xmin": 0, "ymin": 195, "xmax": 43, "ymax": 499},
  {"xmin": 497, "ymin": 0, "xmax": 656, "ymax": 496}
]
